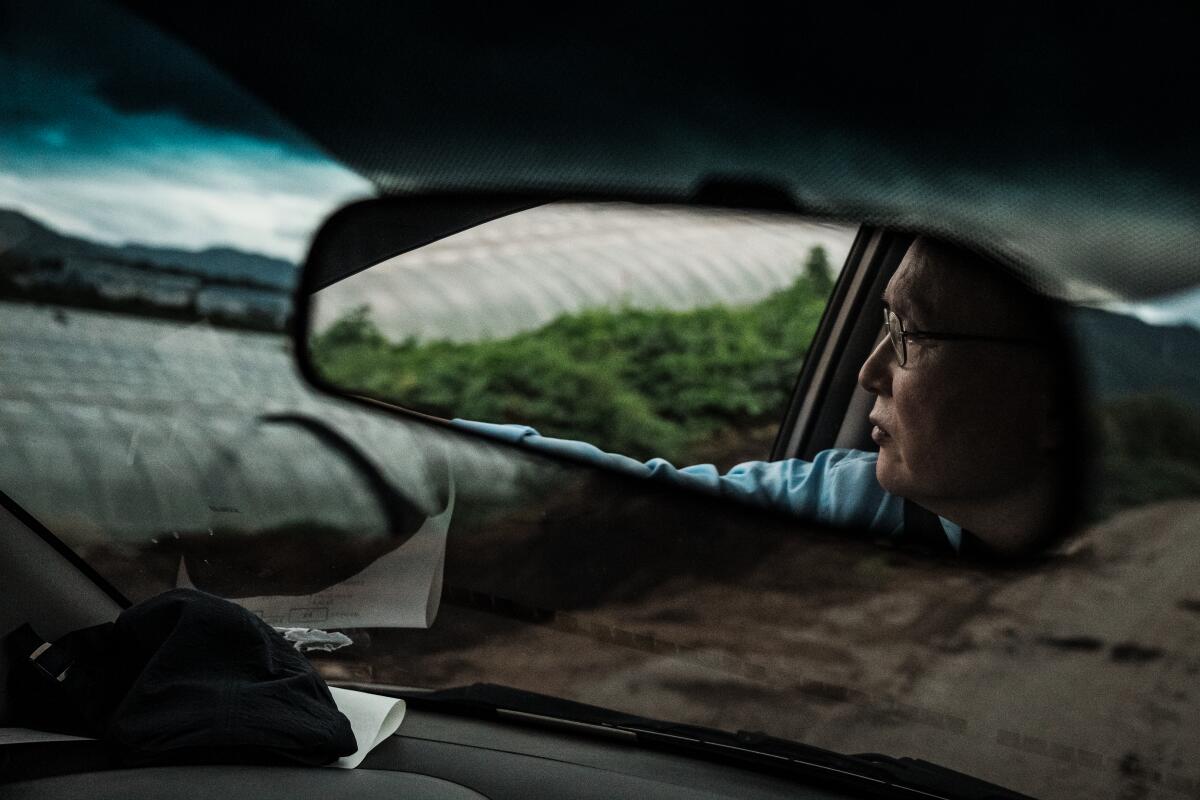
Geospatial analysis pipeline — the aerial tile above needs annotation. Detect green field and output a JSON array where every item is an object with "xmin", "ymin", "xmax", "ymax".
[{"xmin": 313, "ymin": 248, "xmax": 834, "ymax": 465}]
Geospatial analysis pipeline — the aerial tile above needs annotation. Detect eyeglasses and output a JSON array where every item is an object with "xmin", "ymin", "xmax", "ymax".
[{"xmin": 882, "ymin": 306, "xmax": 1040, "ymax": 367}]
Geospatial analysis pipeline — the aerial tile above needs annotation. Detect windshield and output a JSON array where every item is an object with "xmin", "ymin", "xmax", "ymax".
[{"xmin": 3, "ymin": 4, "xmax": 1200, "ymax": 800}]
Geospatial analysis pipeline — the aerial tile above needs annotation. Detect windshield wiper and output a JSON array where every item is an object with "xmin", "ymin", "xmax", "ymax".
[{"xmin": 352, "ymin": 682, "xmax": 1034, "ymax": 800}]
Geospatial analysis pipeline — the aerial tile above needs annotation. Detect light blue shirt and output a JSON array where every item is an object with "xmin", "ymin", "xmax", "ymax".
[{"xmin": 452, "ymin": 419, "xmax": 962, "ymax": 551}]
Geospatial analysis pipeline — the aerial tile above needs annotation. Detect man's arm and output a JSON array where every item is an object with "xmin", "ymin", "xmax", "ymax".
[{"xmin": 451, "ymin": 419, "xmax": 906, "ymax": 537}]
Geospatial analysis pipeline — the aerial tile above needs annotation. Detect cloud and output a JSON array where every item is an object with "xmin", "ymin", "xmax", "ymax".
[
  {"xmin": 0, "ymin": 73, "xmax": 373, "ymax": 262},
  {"xmin": 1105, "ymin": 287, "xmax": 1200, "ymax": 331},
  {"xmin": 0, "ymin": 3, "xmax": 372, "ymax": 261},
  {"xmin": 0, "ymin": 142, "xmax": 371, "ymax": 262}
]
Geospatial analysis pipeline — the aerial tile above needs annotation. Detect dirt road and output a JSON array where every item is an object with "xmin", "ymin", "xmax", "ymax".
[{"xmin": 322, "ymin": 499, "xmax": 1200, "ymax": 800}]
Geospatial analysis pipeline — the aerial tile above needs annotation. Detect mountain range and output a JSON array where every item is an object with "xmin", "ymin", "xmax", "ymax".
[
  {"xmin": 0, "ymin": 208, "xmax": 295, "ymax": 290},
  {"xmin": 1070, "ymin": 306, "xmax": 1200, "ymax": 406}
]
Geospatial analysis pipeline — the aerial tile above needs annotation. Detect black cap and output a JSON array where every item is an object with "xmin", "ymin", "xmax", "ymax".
[{"xmin": 6, "ymin": 589, "xmax": 357, "ymax": 766}]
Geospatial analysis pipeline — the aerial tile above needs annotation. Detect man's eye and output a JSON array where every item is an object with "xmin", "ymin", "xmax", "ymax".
[{"xmin": 905, "ymin": 337, "xmax": 932, "ymax": 354}]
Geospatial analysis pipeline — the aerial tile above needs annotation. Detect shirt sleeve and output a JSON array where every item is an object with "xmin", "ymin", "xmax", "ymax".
[{"xmin": 450, "ymin": 419, "xmax": 905, "ymax": 538}]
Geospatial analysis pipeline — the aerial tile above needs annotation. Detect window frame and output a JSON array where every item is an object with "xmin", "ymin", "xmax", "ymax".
[{"xmin": 771, "ymin": 228, "xmax": 913, "ymax": 461}]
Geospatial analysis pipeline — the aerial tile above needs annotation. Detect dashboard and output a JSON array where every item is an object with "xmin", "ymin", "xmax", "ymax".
[{"xmin": 4, "ymin": 708, "xmax": 849, "ymax": 800}]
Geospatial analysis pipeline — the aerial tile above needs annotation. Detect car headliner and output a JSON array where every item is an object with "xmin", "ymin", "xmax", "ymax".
[{"xmin": 117, "ymin": 3, "xmax": 1200, "ymax": 301}]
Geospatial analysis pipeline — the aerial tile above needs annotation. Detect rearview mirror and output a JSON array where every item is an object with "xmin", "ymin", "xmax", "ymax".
[{"xmin": 295, "ymin": 193, "xmax": 1088, "ymax": 560}]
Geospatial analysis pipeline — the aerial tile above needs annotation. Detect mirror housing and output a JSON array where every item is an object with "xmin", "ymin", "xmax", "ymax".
[{"xmin": 295, "ymin": 191, "xmax": 1091, "ymax": 561}]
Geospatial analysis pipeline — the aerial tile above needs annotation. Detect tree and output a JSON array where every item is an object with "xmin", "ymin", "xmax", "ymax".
[
  {"xmin": 314, "ymin": 304, "xmax": 386, "ymax": 349},
  {"xmin": 803, "ymin": 245, "xmax": 833, "ymax": 295}
]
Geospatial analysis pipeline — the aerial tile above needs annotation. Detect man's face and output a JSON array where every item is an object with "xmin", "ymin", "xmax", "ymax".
[{"xmin": 857, "ymin": 240, "xmax": 1054, "ymax": 508}]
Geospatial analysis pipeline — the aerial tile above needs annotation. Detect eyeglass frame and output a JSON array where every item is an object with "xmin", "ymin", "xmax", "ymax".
[{"xmin": 882, "ymin": 305, "xmax": 1042, "ymax": 367}]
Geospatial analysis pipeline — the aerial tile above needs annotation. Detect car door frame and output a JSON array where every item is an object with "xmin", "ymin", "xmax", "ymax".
[{"xmin": 771, "ymin": 227, "xmax": 913, "ymax": 462}]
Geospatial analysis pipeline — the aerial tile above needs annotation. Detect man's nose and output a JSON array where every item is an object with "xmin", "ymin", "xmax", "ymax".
[{"xmin": 858, "ymin": 334, "xmax": 893, "ymax": 396}]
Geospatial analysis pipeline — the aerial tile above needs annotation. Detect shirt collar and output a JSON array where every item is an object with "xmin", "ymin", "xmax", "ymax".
[{"xmin": 938, "ymin": 516, "xmax": 964, "ymax": 553}]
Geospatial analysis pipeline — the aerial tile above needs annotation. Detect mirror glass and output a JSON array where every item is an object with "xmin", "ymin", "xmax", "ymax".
[{"xmin": 306, "ymin": 200, "xmax": 1085, "ymax": 558}]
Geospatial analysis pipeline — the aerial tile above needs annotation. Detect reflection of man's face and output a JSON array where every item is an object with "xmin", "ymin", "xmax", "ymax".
[{"xmin": 857, "ymin": 239, "xmax": 1056, "ymax": 519}]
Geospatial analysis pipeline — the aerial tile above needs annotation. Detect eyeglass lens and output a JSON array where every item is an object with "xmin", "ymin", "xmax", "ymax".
[{"xmin": 884, "ymin": 308, "xmax": 906, "ymax": 366}]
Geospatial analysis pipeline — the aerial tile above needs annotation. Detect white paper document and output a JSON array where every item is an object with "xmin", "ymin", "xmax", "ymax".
[
  {"xmin": 327, "ymin": 687, "xmax": 407, "ymax": 769},
  {"xmin": 179, "ymin": 484, "xmax": 455, "ymax": 629}
]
